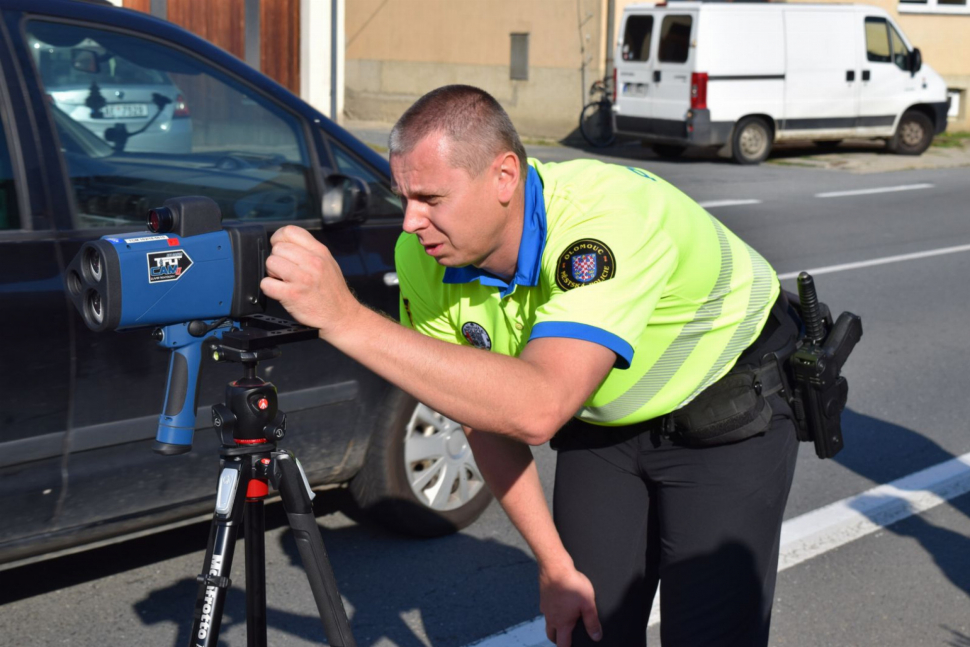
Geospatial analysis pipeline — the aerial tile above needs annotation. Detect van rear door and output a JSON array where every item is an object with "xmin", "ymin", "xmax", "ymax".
[
  {"xmin": 652, "ymin": 12, "xmax": 696, "ymax": 136},
  {"xmin": 616, "ymin": 11, "xmax": 656, "ymax": 129}
]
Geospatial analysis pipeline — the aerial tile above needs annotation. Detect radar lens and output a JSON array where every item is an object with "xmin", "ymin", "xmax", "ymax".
[{"xmin": 87, "ymin": 290, "xmax": 104, "ymax": 326}]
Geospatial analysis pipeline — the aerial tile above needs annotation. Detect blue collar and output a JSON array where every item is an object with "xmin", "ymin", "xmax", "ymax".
[{"xmin": 443, "ymin": 165, "xmax": 546, "ymax": 298}]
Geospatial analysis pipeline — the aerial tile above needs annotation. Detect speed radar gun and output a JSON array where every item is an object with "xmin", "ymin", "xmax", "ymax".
[
  {"xmin": 65, "ymin": 196, "xmax": 357, "ymax": 647},
  {"xmin": 788, "ymin": 272, "xmax": 864, "ymax": 459}
]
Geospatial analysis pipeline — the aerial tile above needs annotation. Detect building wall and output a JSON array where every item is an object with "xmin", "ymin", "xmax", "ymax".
[{"xmin": 345, "ymin": 0, "xmax": 608, "ymax": 137}]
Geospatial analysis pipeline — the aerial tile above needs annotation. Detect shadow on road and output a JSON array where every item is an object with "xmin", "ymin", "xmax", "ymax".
[
  {"xmin": 1, "ymin": 491, "xmax": 538, "ymax": 647},
  {"xmin": 836, "ymin": 408, "xmax": 970, "ymax": 601}
]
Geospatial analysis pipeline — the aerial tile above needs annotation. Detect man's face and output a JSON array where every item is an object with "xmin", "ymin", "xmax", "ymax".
[{"xmin": 390, "ymin": 132, "xmax": 510, "ymax": 270}]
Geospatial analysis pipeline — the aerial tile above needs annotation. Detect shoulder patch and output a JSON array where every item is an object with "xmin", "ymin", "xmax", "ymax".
[
  {"xmin": 555, "ymin": 239, "xmax": 616, "ymax": 291},
  {"xmin": 461, "ymin": 322, "xmax": 492, "ymax": 350}
]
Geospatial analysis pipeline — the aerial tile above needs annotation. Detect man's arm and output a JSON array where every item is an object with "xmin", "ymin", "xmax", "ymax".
[
  {"xmin": 465, "ymin": 427, "xmax": 602, "ymax": 646},
  {"xmin": 261, "ymin": 226, "xmax": 616, "ymax": 445}
]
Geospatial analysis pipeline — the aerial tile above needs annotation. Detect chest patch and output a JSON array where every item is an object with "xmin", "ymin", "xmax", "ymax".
[
  {"xmin": 461, "ymin": 322, "xmax": 492, "ymax": 350},
  {"xmin": 556, "ymin": 239, "xmax": 616, "ymax": 291}
]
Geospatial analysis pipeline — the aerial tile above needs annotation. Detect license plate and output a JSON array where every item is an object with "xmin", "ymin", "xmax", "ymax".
[{"xmin": 101, "ymin": 103, "xmax": 149, "ymax": 119}]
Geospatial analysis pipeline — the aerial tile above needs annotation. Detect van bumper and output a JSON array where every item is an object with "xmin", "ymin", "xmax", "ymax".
[
  {"xmin": 614, "ymin": 110, "xmax": 733, "ymax": 147},
  {"xmin": 930, "ymin": 100, "xmax": 950, "ymax": 135}
]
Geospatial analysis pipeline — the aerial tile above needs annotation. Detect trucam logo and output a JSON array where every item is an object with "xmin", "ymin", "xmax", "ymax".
[{"xmin": 147, "ymin": 250, "xmax": 193, "ymax": 283}]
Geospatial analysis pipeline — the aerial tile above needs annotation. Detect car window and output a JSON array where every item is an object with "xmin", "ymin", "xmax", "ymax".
[
  {"xmin": 658, "ymin": 16, "xmax": 691, "ymax": 64},
  {"xmin": 0, "ymin": 110, "xmax": 20, "ymax": 230},
  {"xmin": 889, "ymin": 24, "xmax": 910, "ymax": 71},
  {"xmin": 621, "ymin": 16, "xmax": 654, "ymax": 62},
  {"xmin": 25, "ymin": 21, "xmax": 313, "ymax": 229},
  {"xmin": 865, "ymin": 18, "xmax": 892, "ymax": 63},
  {"xmin": 325, "ymin": 135, "xmax": 402, "ymax": 219}
]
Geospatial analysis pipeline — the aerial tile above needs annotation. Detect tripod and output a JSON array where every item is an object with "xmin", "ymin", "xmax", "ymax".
[{"xmin": 187, "ymin": 317, "xmax": 356, "ymax": 647}]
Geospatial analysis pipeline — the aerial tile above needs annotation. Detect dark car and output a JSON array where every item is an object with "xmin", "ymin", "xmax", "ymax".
[{"xmin": 0, "ymin": 0, "xmax": 490, "ymax": 567}]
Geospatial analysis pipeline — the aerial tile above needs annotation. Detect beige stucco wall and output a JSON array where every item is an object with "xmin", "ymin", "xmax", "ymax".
[{"xmin": 345, "ymin": 0, "xmax": 608, "ymax": 138}]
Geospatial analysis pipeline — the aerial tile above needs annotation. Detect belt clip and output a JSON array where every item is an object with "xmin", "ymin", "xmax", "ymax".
[{"xmin": 660, "ymin": 414, "xmax": 676, "ymax": 438}]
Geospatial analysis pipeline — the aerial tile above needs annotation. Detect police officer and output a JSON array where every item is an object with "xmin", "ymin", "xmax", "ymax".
[{"xmin": 262, "ymin": 85, "xmax": 799, "ymax": 647}]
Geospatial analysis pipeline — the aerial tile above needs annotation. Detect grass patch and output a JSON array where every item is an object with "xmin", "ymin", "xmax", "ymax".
[
  {"xmin": 366, "ymin": 142, "xmax": 388, "ymax": 153},
  {"xmin": 766, "ymin": 158, "xmax": 821, "ymax": 168},
  {"xmin": 932, "ymin": 131, "xmax": 970, "ymax": 149},
  {"xmin": 521, "ymin": 137, "xmax": 563, "ymax": 147}
]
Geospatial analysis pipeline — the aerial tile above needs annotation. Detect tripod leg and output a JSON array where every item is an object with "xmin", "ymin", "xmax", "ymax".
[
  {"xmin": 189, "ymin": 462, "xmax": 247, "ymax": 647},
  {"xmin": 245, "ymin": 499, "xmax": 267, "ymax": 647},
  {"xmin": 272, "ymin": 451, "xmax": 357, "ymax": 647}
]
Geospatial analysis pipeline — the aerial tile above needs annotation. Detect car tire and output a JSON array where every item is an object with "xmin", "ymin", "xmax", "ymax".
[
  {"xmin": 888, "ymin": 110, "xmax": 934, "ymax": 156},
  {"xmin": 651, "ymin": 144, "xmax": 687, "ymax": 158},
  {"xmin": 349, "ymin": 389, "xmax": 493, "ymax": 537},
  {"xmin": 731, "ymin": 116, "xmax": 773, "ymax": 165}
]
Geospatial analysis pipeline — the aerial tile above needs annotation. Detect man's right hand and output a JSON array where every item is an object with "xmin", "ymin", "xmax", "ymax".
[{"xmin": 540, "ymin": 562, "xmax": 602, "ymax": 646}]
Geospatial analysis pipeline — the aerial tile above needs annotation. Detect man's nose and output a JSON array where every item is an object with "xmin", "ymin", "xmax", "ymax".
[{"xmin": 402, "ymin": 202, "xmax": 428, "ymax": 234}]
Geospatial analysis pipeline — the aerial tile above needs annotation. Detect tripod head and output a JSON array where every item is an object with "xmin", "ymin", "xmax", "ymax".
[{"xmin": 152, "ymin": 315, "xmax": 317, "ymax": 455}]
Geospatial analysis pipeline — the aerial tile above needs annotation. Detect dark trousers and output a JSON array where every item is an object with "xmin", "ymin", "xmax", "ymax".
[{"xmin": 552, "ymin": 395, "xmax": 798, "ymax": 647}]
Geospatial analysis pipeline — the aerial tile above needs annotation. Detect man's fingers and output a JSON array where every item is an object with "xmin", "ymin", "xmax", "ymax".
[
  {"xmin": 264, "ymin": 251, "xmax": 301, "ymax": 281},
  {"xmin": 581, "ymin": 605, "xmax": 603, "ymax": 642},
  {"xmin": 555, "ymin": 623, "xmax": 573, "ymax": 647},
  {"xmin": 269, "ymin": 224, "xmax": 317, "ymax": 248}
]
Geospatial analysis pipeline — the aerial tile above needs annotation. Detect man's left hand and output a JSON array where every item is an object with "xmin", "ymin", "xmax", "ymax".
[{"xmin": 261, "ymin": 225, "xmax": 361, "ymax": 337}]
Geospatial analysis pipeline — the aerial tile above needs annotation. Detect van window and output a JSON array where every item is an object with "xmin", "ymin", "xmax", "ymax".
[
  {"xmin": 621, "ymin": 16, "xmax": 654, "ymax": 62},
  {"xmin": 659, "ymin": 16, "xmax": 692, "ymax": 64},
  {"xmin": 865, "ymin": 18, "xmax": 891, "ymax": 63},
  {"xmin": 889, "ymin": 24, "xmax": 910, "ymax": 71}
]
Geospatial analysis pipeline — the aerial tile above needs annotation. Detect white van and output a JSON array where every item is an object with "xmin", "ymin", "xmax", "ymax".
[{"xmin": 612, "ymin": 2, "xmax": 951, "ymax": 164}]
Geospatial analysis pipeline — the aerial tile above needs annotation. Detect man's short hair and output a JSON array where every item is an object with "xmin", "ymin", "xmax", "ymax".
[{"xmin": 389, "ymin": 85, "xmax": 528, "ymax": 179}]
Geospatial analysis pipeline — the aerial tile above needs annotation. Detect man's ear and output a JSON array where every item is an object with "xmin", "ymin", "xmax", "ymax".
[{"xmin": 494, "ymin": 151, "xmax": 521, "ymax": 203}]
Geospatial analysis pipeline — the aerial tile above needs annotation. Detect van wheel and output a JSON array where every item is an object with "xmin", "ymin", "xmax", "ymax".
[
  {"xmin": 732, "ymin": 117, "xmax": 773, "ymax": 165},
  {"xmin": 349, "ymin": 389, "xmax": 493, "ymax": 537},
  {"xmin": 652, "ymin": 144, "xmax": 687, "ymax": 158},
  {"xmin": 888, "ymin": 110, "xmax": 933, "ymax": 156}
]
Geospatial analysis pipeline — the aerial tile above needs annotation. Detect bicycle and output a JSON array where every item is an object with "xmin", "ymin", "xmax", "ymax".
[{"xmin": 579, "ymin": 78, "xmax": 615, "ymax": 148}]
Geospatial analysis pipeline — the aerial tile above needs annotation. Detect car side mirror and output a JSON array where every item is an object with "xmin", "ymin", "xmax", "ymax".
[
  {"xmin": 910, "ymin": 47, "xmax": 922, "ymax": 75},
  {"xmin": 321, "ymin": 173, "xmax": 369, "ymax": 226},
  {"xmin": 71, "ymin": 48, "xmax": 101, "ymax": 74}
]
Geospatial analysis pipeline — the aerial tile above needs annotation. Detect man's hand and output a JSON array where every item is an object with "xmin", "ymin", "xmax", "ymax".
[
  {"xmin": 540, "ymin": 562, "xmax": 602, "ymax": 646},
  {"xmin": 260, "ymin": 225, "xmax": 362, "ymax": 337}
]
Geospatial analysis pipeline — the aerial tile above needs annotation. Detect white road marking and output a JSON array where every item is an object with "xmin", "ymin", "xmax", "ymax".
[
  {"xmin": 466, "ymin": 450, "xmax": 970, "ymax": 647},
  {"xmin": 815, "ymin": 183, "xmax": 934, "ymax": 198},
  {"xmin": 776, "ymin": 242, "xmax": 970, "ymax": 281},
  {"xmin": 698, "ymin": 199, "xmax": 762, "ymax": 208}
]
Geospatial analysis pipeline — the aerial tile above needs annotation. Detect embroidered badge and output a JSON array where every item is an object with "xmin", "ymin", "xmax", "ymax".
[
  {"xmin": 461, "ymin": 322, "xmax": 492, "ymax": 350},
  {"xmin": 555, "ymin": 239, "xmax": 616, "ymax": 291}
]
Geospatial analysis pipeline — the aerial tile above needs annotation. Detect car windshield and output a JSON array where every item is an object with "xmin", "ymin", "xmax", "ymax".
[{"xmin": 27, "ymin": 20, "xmax": 314, "ymax": 229}]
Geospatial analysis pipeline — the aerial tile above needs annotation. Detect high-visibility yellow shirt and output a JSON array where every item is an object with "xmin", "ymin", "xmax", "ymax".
[{"xmin": 395, "ymin": 158, "xmax": 779, "ymax": 426}]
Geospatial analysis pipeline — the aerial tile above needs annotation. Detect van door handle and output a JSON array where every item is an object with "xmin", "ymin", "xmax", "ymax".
[
  {"xmin": 653, "ymin": 70, "xmax": 661, "ymax": 83},
  {"xmin": 846, "ymin": 70, "xmax": 855, "ymax": 82},
  {"xmin": 862, "ymin": 70, "xmax": 871, "ymax": 81}
]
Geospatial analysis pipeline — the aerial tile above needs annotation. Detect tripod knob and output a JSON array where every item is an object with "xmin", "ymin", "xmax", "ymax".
[{"xmin": 263, "ymin": 412, "xmax": 286, "ymax": 441}]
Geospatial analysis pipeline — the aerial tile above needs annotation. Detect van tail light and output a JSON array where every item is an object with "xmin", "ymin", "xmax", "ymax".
[
  {"xmin": 612, "ymin": 67, "xmax": 617, "ymax": 103},
  {"xmin": 690, "ymin": 72, "xmax": 708, "ymax": 110},
  {"xmin": 173, "ymin": 94, "xmax": 190, "ymax": 119}
]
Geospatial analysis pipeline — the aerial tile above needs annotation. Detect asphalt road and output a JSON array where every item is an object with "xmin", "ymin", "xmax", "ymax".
[{"xmin": 2, "ymin": 140, "xmax": 969, "ymax": 646}]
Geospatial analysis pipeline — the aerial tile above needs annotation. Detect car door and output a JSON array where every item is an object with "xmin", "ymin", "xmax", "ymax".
[
  {"xmin": 0, "ymin": 12, "xmax": 71, "ymax": 555},
  {"xmin": 859, "ymin": 16, "xmax": 917, "ymax": 136},
  {"xmin": 651, "ymin": 12, "xmax": 697, "ymax": 136},
  {"xmin": 782, "ymin": 10, "xmax": 861, "ymax": 137},
  {"xmin": 12, "ymin": 14, "xmax": 372, "ymax": 541},
  {"xmin": 615, "ymin": 12, "xmax": 655, "ymax": 131}
]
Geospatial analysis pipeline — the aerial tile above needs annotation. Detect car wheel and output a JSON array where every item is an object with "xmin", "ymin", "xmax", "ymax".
[
  {"xmin": 651, "ymin": 144, "xmax": 687, "ymax": 158},
  {"xmin": 888, "ymin": 110, "xmax": 934, "ymax": 156},
  {"xmin": 731, "ymin": 117, "xmax": 773, "ymax": 165},
  {"xmin": 349, "ymin": 389, "xmax": 493, "ymax": 537}
]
